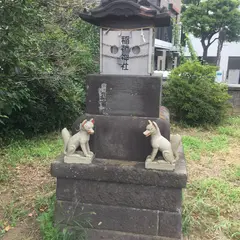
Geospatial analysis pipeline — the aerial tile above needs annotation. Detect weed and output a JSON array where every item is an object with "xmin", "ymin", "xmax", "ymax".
[
  {"xmin": 217, "ymin": 116, "xmax": 240, "ymax": 139},
  {"xmin": 37, "ymin": 195, "xmax": 87, "ymax": 240},
  {"xmin": 0, "ymin": 201, "xmax": 28, "ymax": 236},
  {"xmin": 182, "ymin": 178, "xmax": 240, "ymax": 239},
  {"xmin": 222, "ymin": 166, "xmax": 240, "ymax": 182},
  {"xmin": 225, "ymin": 116, "xmax": 240, "ymax": 126},
  {"xmin": 218, "ymin": 126, "xmax": 240, "ymax": 138},
  {"xmin": 182, "ymin": 135, "xmax": 229, "ymax": 161}
]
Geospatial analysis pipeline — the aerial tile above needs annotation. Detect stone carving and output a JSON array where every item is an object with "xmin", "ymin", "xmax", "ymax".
[
  {"xmin": 62, "ymin": 119, "xmax": 95, "ymax": 164},
  {"xmin": 143, "ymin": 120, "xmax": 181, "ymax": 171}
]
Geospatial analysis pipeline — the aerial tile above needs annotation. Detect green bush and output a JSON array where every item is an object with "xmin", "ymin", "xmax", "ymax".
[
  {"xmin": 163, "ymin": 61, "xmax": 230, "ymax": 126},
  {"xmin": 0, "ymin": 1, "xmax": 99, "ymax": 137}
]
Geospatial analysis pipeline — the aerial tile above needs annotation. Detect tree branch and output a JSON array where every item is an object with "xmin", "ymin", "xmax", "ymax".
[
  {"xmin": 207, "ymin": 31, "xmax": 218, "ymax": 46},
  {"xmin": 201, "ymin": 37, "xmax": 206, "ymax": 48},
  {"xmin": 209, "ymin": 37, "xmax": 219, "ymax": 46}
]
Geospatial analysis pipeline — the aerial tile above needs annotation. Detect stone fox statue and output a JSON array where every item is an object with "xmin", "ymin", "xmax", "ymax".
[
  {"xmin": 62, "ymin": 119, "xmax": 94, "ymax": 158},
  {"xmin": 143, "ymin": 120, "xmax": 181, "ymax": 164}
]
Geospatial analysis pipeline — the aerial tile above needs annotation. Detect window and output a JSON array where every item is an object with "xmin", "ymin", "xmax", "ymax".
[{"xmin": 157, "ymin": 0, "xmax": 161, "ymax": 7}]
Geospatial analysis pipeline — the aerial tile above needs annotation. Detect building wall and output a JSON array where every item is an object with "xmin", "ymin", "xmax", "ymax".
[{"xmin": 185, "ymin": 34, "xmax": 240, "ymax": 82}]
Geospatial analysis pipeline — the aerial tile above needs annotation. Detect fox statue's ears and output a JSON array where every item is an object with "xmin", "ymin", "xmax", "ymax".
[
  {"xmin": 81, "ymin": 119, "xmax": 94, "ymax": 128},
  {"xmin": 81, "ymin": 119, "xmax": 88, "ymax": 128},
  {"xmin": 152, "ymin": 121, "xmax": 158, "ymax": 130},
  {"xmin": 90, "ymin": 118, "xmax": 95, "ymax": 124},
  {"xmin": 148, "ymin": 120, "xmax": 158, "ymax": 129}
]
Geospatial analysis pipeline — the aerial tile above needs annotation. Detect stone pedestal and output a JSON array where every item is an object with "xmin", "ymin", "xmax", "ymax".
[
  {"xmin": 52, "ymin": 2, "xmax": 186, "ymax": 238},
  {"xmin": 51, "ymin": 146, "xmax": 187, "ymax": 240}
]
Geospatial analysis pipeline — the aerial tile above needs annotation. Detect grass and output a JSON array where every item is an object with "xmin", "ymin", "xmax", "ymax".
[
  {"xmin": 181, "ymin": 116, "xmax": 240, "ymax": 240},
  {"xmin": 0, "ymin": 132, "xmax": 88, "ymax": 240},
  {"xmin": 0, "ymin": 132, "xmax": 62, "ymax": 182},
  {"xmin": 0, "ymin": 202, "xmax": 28, "ymax": 237},
  {"xmin": 183, "ymin": 178, "xmax": 240, "ymax": 239},
  {"xmin": 36, "ymin": 195, "xmax": 86, "ymax": 240},
  {"xmin": 0, "ymin": 116, "xmax": 239, "ymax": 240},
  {"xmin": 183, "ymin": 135, "xmax": 229, "ymax": 161}
]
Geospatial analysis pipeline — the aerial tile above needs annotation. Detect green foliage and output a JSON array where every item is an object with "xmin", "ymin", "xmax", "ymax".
[
  {"xmin": 0, "ymin": 0, "xmax": 99, "ymax": 137},
  {"xmin": 163, "ymin": 61, "xmax": 230, "ymax": 126},
  {"xmin": 182, "ymin": 0, "xmax": 240, "ymax": 60},
  {"xmin": 185, "ymin": 34, "xmax": 198, "ymax": 62}
]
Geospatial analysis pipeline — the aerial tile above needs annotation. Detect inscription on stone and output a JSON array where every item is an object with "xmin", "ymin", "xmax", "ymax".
[
  {"xmin": 121, "ymin": 36, "xmax": 130, "ymax": 70},
  {"xmin": 98, "ymin": 83, "xmax": 107, "ymax": 114}
]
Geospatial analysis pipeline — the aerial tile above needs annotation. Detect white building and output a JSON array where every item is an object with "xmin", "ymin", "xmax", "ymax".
[{"xmin": 185, "ymin": 35, "xmax": 240, "ymax": 84}]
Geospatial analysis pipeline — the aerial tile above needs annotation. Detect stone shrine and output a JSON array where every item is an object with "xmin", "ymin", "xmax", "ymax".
[{"xmin": 51, "ymin": 1, "xmax": 187, "ymax": 239}]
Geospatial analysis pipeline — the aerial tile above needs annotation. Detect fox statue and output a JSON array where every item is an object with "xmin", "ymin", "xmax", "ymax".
[
  {"xmin": 62, "ymin": 119, "xmax": 95, "ymax": 158},
  {"xmin": 143, "ymin": 120, "xmax": 181, "ymax": 164}
]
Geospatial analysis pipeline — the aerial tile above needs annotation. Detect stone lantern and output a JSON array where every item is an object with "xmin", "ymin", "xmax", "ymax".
[
  {"xmin": 80, "ymin": 0, "xmax": 170, "ymax": 75},
  {"xmin": 51, "ymin": 1, "xmax": 187, "ymax": 239}
]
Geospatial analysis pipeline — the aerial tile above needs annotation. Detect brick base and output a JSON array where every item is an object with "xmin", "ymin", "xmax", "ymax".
[
  {"xmin": 86, "ymin": 229, "xmax": 182, "ymax": 240},
  {"xmin": 52, "ymin": 153, "xmax": 187, "ymax": 240},
  {"xmin": 55, "ymin": 201, "xmax": 182, "ymax": 239}
]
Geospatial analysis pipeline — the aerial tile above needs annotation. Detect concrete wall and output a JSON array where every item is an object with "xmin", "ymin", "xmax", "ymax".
[{"xmin": 228, "ymin": 84, "xmax": 240, "ymax": 114}]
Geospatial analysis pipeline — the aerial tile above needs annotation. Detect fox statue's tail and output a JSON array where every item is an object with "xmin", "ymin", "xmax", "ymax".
[
  {"xmin": 170, "ymin": 134, "xmax": 182, "ymax": 161},
  {"xmin": 61, "ymin": 128, "xmax": 71, "ymax": 154}
]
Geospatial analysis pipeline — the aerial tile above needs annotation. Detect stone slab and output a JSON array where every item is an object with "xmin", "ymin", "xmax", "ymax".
[
  {"xmin": 59, "ymin": 227, "xmax": 181, "ymax": 240},
  {"xmin": 56, "ymin": 179, "xmax": 182, "ymax": 212},
  {"xmin": 55, "ymin": 201, "xmax": 158, "ymax": 236},
  {"xmin": 51, "ymin": 146, "xmax": 187, "ymax": 188},
  {"xmin": 64, "ymin": 151, "xmax": 94, "ymax": 164},
  {"xmin": 86, "ymin": 74, "xmax": 162, "ymax": 117},
  {"xmin": 86, "ymin": 229, "xmax": 181, "ymax": 240},
  {"xmin": 72, "ymin": 115, "xmax": 170, "ymax": 162},
  {"xmin": 159, "ymin": 211, "xmax": 182, "ymax": 239},
  {"xmin": 145, "ymin": 159, "xmax": 175, "ymax": 171}
]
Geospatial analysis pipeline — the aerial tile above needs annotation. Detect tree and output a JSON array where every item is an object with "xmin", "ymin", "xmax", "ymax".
[
  {"xmin": 216, "ymin": 11, "xmax": 240, "ymax": 66},
  {"xmin": 0, "ymin": 0, "xmax": 99, "ymax": 136},
  {"xmin": 182, "ymin": 0, "xmax": 240, "ymax": 62}
]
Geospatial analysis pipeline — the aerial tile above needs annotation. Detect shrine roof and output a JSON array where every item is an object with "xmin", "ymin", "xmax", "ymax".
[{"xmin": 79, "ymin": 0, "xmax": 171, "ymax": 29}]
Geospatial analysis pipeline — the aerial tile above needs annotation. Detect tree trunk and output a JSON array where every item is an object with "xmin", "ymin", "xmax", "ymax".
[
  {"xmin": 201, "ymin": 38, "xmax": 209, "ymax": 63},
  {"xmin": 202, "ymin": 46, "xmax": 209, "ymax": 63},
  {"xmin": 216, "ymin": 30, "xmax": 226, "ymax": 67}
]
